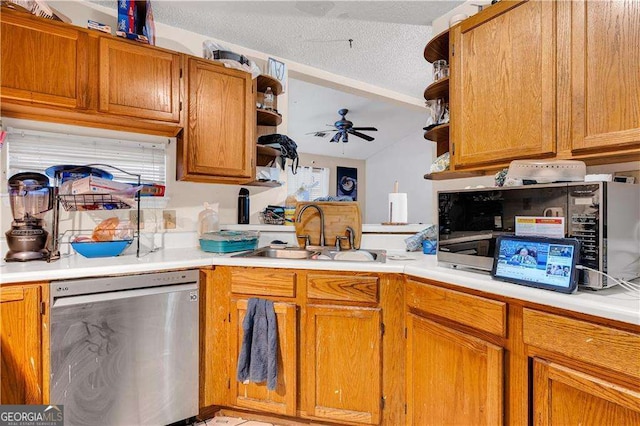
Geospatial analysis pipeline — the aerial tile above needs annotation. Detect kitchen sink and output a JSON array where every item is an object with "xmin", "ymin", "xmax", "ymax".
[
  {"xmin": 234, "ymin": 247, "xmax": 386, "ymax": 263},
  {"xmin": 234, "ymin": 247, "xmax": 319, "ymax": 259}
]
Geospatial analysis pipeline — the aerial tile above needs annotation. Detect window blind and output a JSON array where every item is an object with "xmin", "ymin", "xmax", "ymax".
[
  {"xmin": 287, "ymin": 166, "xmax": 330, "ymax": 200},
  {"xmin": 5, "ymin": 128, "xmax": 167, "ymax": 185}
]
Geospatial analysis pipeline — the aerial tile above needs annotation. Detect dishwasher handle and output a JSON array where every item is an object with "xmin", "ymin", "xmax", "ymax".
[{"xmin": 53, "ymin": 283, "xmax": 198, "ymax": 309}]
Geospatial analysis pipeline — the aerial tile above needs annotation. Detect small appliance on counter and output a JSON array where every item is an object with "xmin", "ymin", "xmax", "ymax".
[
  {"xmin": 438, "ymin": 182, "xmax": 640, "ymax": 290},
  {"xmin": 5, "ymin": 172, "xmax": 54, "ymax": 261}
]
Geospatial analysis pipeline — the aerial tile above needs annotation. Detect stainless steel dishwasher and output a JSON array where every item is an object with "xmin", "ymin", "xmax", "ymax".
[{"xmin": 50, "ymin": 270, "xmax": 199, "ymax": 426}]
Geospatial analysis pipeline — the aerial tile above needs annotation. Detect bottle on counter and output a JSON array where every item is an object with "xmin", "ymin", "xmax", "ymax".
[
  {"xmin": 198, "ymin": 202, "xmax": 219, "ymax": 236},
  {"xmin": 238, "ymin": 188, "xmax": 250, "ymax": 224}
]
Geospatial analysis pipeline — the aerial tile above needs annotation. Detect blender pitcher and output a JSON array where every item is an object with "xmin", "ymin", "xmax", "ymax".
[{"xmin": 5, "ymin": 172, "xmax": 54, "ymax": 262}]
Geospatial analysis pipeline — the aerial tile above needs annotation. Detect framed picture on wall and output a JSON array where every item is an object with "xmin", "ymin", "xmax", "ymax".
[
  {"xmin": 337, "ymin": 166, "xmax": 357, "ymax": 201},
  {"xmin": 267, "ymin": 57, "xmax": 287, "ymax": 93}
]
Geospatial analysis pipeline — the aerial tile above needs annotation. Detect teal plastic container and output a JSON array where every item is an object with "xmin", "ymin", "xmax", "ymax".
[{"xmin": 199, "ymin": 231, "xmax": 259, "ymax": 253}]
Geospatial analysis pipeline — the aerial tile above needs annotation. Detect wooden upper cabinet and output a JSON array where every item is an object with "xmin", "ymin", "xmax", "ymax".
[
  {"xmin": 178, "ymin": 58, "xmax": 255, "ymax": 183},
  {"xmin": 1, "ymin": 13, "xmax": 88, "ymax": 109},
  {"xmin": 0, "ymin": 284, "xmax": 45, "ymax": 405},
  {"xmin": 533, "ymin": 359, "xmax": 640, "ymax": 425},
  {"xmin": 305, "ymin": 305, "xmax": 381, "ymax": 425},
  {"xmin": 229, "ymin": 299, "xmax": 297, "ymax": 416},
  {"xmin": 451, "ymin": 0, "xmax": 556, "ymax": 168},
  {"xmin": 98, "ymin": 38, "xmax": 181, "ymax": 122},
  {"xmin": 406, "ymin": 313, "xmax": 504, "ymax": 425},
  {"xmin": 571, "ymin": 0, "xmax": 640, "ymax": 152}
]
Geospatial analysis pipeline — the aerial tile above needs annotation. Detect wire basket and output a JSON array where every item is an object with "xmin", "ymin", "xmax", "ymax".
[{"xmin": 260, "ymin": 209, "xmax": 285, "ymax": 225}]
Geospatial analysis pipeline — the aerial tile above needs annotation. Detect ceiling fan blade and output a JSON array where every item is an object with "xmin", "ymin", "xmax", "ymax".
[
  {"xmin": 330, "ymin": 132, "xmax": 342, "ymax": 143},
  {"xmin": 349, "ymin": 130, "xmax": 375, "ymax": 141},
  {"xmin": 351, "ymin": 127, "xmax": 378, "ymax": 131}
]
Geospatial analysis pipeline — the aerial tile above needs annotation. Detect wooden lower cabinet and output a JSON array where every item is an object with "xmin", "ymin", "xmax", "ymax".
[
  {"xmin": 305, "ymin": 305, "xmax": 382, "ymax": 424},
  {"xmin": 405, "ymin": 313, "xmax": 503, "ymax": 425},
  {"xmin": 229, "ymin": 299, "xmax": 297, "ymax": 416},
  {"xmin": 533, "ymin": 359, "xmax": 640, "ymax": 425},
  {"xmin": 0, "ymin": 282, "xmax": 48, "ymax": 405}
]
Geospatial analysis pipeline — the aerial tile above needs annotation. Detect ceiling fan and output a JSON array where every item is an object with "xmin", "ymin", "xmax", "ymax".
[{"xmin": 310, "ymin": 109, "xmax": 378, "ymax": 143}]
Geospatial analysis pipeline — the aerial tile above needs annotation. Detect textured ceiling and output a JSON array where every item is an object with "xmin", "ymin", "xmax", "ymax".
[
  {"xmin": 288, "ymin": 78, "xmax": 426, "ymax": 159},
  {"xmin": 89, "ymin": 1, "xmax": 463, "ymax": 98}
]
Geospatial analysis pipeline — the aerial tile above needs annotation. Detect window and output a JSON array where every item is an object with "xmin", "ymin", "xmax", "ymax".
[
  {"xmin": 5, "ymin": 127, "xmax": 167, "ymax": 185},
  {"xmin": 287, "ymin": 166, "xmax": 330, "ymax": 200}
]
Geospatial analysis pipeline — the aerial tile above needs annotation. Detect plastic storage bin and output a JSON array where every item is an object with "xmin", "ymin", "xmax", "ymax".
[{"xmin": 199, "ymin": 231, "xmax": 259, "ymax": 253}]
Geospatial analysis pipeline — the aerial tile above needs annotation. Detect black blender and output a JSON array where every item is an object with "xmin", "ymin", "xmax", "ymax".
[{"xmin": 5, "ymin": 172, "xmax": 54, "ymax": 262}]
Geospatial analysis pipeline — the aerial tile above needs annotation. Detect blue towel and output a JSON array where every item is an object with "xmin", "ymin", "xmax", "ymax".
[{"xmin": 236, "ymin": 298, "xmax": 278, "ymax": 390}]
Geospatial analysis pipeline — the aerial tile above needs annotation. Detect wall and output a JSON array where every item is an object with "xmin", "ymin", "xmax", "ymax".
[
  {"xmin": 365, "ymin": 131, "xmax": 435, "ymax": 224},
  {"xmin": 298, "ymin": 153, "xmax": 366, "ymax": 212}
]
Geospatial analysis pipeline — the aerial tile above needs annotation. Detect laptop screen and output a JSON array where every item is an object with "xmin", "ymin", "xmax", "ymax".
[{"xmin": 492, "ymin": 235, "xmax": 580, "ymax": 293}]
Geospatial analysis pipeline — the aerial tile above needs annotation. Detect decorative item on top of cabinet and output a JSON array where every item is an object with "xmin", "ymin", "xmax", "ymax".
[
  {"xmin": 177, "ymin": 57, "xmax": 255, "ymax": 183},
  {"xmin": 0, "ymin": 282, "xmax": 49, "ymax": 405},
  {"xmin": 450, "ymin": 0, "xmax": 556, "ymax": 169},
  {"xmin": 98, "ymin": 37, "xmax": 182, "ymax": 122},
  {"xmin": 1, "ymin": 10, "xmax": 89, "ymax": 109}
]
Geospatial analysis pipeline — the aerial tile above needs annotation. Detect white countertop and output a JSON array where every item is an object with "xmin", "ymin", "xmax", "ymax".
[
  {"xmin": 222, "ymin": 223, "xmax": 429, "ymax": 233},
  {"xmin": 1, "ymin": 248, "xmax": 638, "ymax": 326}
]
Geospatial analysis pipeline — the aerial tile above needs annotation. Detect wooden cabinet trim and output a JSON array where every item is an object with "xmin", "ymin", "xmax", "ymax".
[
  {"xmin": 0, "ymin": 286, "xmax": 25, "ymax": 302},
  {"xmin": 230, "ymin": 299, "xmax": 297, "ymax": 416},
  {"xmin": 306, "ymin": 304, "xmax": 381, "ymax": 424},
  {"xmin": 98, "ymin": 37, "xmax": 181, "ymax": 122},
  {"xmin": 406, "ymin": 279, "xmax": 507, "ymax": 337},
  {"xmin": 306, "ymin": 273, "xmax": 378, "ymax": 303},
  {"xmin": 570, "ymin": 0, "xmax": 640, "ymax": 153},
  {"xmin": 452, "ymin": 0, "xmax": 557, "ymax": 168},
  {"xmin": 0, "ymin": 284, "xmax": 43, "ymax": 404},
  {"xmin": 523, "ymin": 309, "xmax": 640, "ymax": 380},
  {"xmin": 533, "ymin": 359, "xmax": 640, "ymax": 425},
  {"xmin": 181, "ymin": 57, "xmax": 255, "ymax": 181},
  {"xmin": 230, "ymin": 268, "xmax": 297, "ymax": 298},
  {"xmin": 406, "ymin": 313, "xmax": 504, "ymax": 426},
  {"xmin": 1, "ymin": 13, "xmax": 86, "ymax": 109}
]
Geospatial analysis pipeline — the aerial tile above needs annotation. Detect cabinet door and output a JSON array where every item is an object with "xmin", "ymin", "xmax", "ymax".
[
  {"xmin": 179, "ymin": 58, "xmax": 254, "ymax": 182},
  {"xmin": 406, "ymin": 313, "xmax": 503, "ymax": 426},
  {"xmin": 230, "ymin": 299, "xmax": 297, "ymax": 416},
  {"xmin": 451, "ymin": 0, "xmax": 556, "ymax": 168},
  {"xmin": 306, "ymin": 305, "xmax": 381, "ymax": 424},
  {"xmin": 0, "ymin": 285, "xmax": 44, "ymax": 404},
  {"xmin": 1, "ymin": 13, "xmax": 88, "ymax": 108},
  {"xmin": 571, "ymin": 0, "xmax": 640, "ymax": 152},
  {"xmin": 533, "ymin": 359, "xmax": 640, "ymax": 425},
  {"xmin": 99, "ymin": 37, "xmax": 181, "ymax": 122}
]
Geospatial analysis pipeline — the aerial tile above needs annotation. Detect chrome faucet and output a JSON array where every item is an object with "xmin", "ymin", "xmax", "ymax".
[{"xmin": 296, "ymin": 204, "xmax": 325, "ymax": 247}]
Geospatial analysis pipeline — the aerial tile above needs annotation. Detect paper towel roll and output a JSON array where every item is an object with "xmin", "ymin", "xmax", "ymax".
[{"xmin": 388, "ymin": 193, "xmax": 408, "ymax": 223}]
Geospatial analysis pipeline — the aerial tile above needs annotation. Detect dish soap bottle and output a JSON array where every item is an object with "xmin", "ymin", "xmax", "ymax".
[
  {"xmin": 263, "ymin": 87, "xmax": 274, "ymax": 111},
  {"xmin": 198, "ymin": 202, "xmax": 219, "ymax": 237}
]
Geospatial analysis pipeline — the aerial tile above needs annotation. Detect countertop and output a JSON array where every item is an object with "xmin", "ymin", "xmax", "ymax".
[
  {"xmin": 222, "ymin": 223, "xmax": 429, "ymax": 233},
  {"xmin": 1, "ymin": 248, "xmax": 638, "ymax": 326}
]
